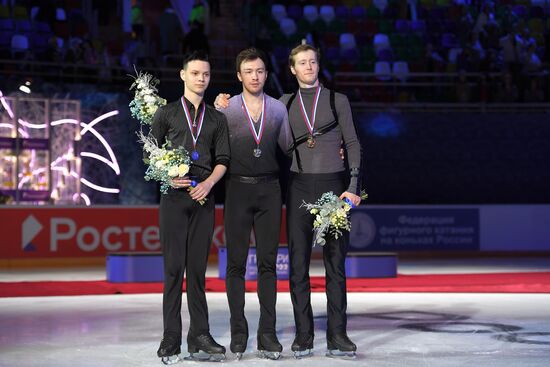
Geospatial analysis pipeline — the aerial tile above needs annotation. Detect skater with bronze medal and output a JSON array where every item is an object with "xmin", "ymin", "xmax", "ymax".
[{"xmin": 281, "ymin": 43, "xmax": 363, "ymax": 359}]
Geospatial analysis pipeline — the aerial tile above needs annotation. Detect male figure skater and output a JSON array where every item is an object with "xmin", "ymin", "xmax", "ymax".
[
  {"xmin": 281, "ymin": 44, "xmax": 363, "ymax": 358},
  {"xmin": 151, "ymin": 51, "xmax": 230, "ymax": 364},
  {"xmin": 215, "ymin": 47, "xmax": 292, "ymax": 360}
]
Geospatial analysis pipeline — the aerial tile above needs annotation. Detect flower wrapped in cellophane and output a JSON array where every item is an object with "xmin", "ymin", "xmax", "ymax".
[
  {"xmin": 129, "ymin": 69, "xmax": 167, "ymax": 126},
  {"xmin": 138, "ymin": 131, "xmax": 190, "ymax": 194},
  {"xmin": 301, "ymin": 191, "xmax": 367, "ymax": 246},
  {"xmin": 138, "ymin": 132, "xmax": 206, "ymax": 204}
]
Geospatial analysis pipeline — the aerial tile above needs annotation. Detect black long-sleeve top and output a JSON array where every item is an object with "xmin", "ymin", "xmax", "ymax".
[{"xmin": 150, "ymin": 98, "xmax": 230, "ymax": 181}]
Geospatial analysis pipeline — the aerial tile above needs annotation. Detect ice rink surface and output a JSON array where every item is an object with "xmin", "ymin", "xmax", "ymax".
[{"xmin": 1, "ymin": 292, "xmax": 550, "ymax": 367}]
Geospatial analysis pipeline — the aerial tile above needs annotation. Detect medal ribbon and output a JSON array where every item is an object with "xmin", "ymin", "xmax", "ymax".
[
  {"xmin": 298, "ymin": 86, "xmax": 321, "ymax": 135},
  {"xmin": 181, "ymin": 97, "xmax": 205, "ymax": 149},
  {"xmin": 241, "ymin": 93, "xmax": 266, "ymax": 146}
]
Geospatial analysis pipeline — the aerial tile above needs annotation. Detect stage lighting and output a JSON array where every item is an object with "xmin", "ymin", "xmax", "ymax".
[{"xmin": 18, "ymin": 85, "xmax": 31, "ymax": 94}]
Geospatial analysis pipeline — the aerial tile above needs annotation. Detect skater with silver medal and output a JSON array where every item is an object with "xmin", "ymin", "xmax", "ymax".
[{"xmin": 214, "ymin": 48, "xmax": 293, "ymax": 361}]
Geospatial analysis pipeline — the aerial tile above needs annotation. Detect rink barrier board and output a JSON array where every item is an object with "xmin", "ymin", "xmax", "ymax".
[
  {"xmin": 106, "ymin": 249, "xmax": 398, "ymax": 282},
  {"xmin": 2, "ymin": 205, "xmax": 550, "ymax": 266}
]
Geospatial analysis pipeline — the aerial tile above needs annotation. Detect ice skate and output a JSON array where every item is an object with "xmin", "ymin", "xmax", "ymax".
[
  {"xmin": 326, "ymin": 333, "xmax": 357, "ymax": 359},
  {"xmin": 257, "ymin": 333, "xmax": 283, "ymax": 360},
  {"xmin": 230, "ymin": 333, "xmax": 248, "ymax": 360},
  {"xmin": 157, "ymin": 336, "xmax": 182, "ymax": 365},
  {"xmin": 291, "ymin": 333, "xmax": 313, "ymax": 359},
  {"xmin": 185, "ymin": 334, "xmax": 226, "ymax": 362}
]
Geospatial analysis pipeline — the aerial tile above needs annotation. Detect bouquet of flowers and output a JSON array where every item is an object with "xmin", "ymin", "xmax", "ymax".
[
  {"xmin": 301, "ymin": 191, "xmax": 368, "ymax": 246},
  {"xmin": 139, "ymin": 131, "xmax": 190, "ymax": 194},
  {"xmin": 129, "ymin": 69, "xmax": 166, "ymax": 126},
  {"xmin": 138, "ymin": 132, "xmax": 206, "ymax": 204}
]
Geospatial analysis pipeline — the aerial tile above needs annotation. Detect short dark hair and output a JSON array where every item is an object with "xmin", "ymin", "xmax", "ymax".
[
  {"xmin": 182, "ymin": 51, "xmax": 209, "ymax": 69},
  {"xmin": 235, "ymin": 47, "xmax": 268, "ymax": 73},
  {"xmin": 289, "ymin": 44, "xmax": 320, "ymax": 67}
]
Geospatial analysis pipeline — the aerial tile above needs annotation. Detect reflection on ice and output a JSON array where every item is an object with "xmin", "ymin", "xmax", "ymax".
[{"xmin": 0, "ymin": 293, "xmax": 549, "ymax": 366}]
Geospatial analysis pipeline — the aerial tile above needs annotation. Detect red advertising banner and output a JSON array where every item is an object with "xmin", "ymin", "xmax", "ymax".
[{"xmin": 0, "ymin": 206, "xmax": 287, "ymax": 259}]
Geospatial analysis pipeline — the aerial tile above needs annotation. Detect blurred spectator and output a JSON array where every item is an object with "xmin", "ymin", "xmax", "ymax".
[
  {"xmin": 480, "ymin": 49, "xmax": 500, "ymax": 73},
  {"xmin": 484, "ymin": 22, "xmax": 501, "ymax": 50},
  {"xmin": 477, "ymin": 74, "xmax": 489, "ymax": 103},
  {"xmin": 98, "ymin": 46, "xmax": 113, "ymax": 83},
  {"xmin": 469, "ymin": 32, "xmax": 485, "ymax": 60},
  {"xmin": 41, "ymin": 37, "xmax": 64, "ymax": 63},
  {"xmin": 499, "ymin": 6, "xmax": 514, "ymax": 34},
  {"xmin": 82, "ymin": 40, "xmax": 98, "ymax": 65},
  {"xmin": 524, "ymin": 78, "xmax": 545, "ymax": 102},
  {"xmin": 499, "ymin": 31, "xmax": 523, "ymax": 70},
  {"xmin": 458, "ymin": 6, "xmax": 474, "ymax": 39},
  {"xmin": 189, "ymin": 0, "xmax": 206, "ymax": 26},
  {"xmin": 131, "ymin": 0, "xmax": 144, "ymax": 39},
  {"xmin": 457, "ymin": 45, "xmax": 480, "ymax": 72},
  {"xmin": 544, "ymin": 29, "xmax": 550, "ymax": 66},
  {"xmin": 159, "ymin": 7, "xmax": 183, "ymax": 56},
  {"xmin": 424, "ymin": 43, "xmax": 445, "ymax": 72},
  {"xmin": 397, "ymin": 0, "xmax": 408, "ymax": 19},
  {"xmin": 473, "ymin": 3, "xmax": 494, "ymax": 36},
  {"xmin": 494, "ymin": 72, "xmax": 519, "ymax": 103},
  {"xmin": 65, "ymin": 38, "xmax": 84, "ymax": 64},
  {"xmin": 523, "ymin": 42, "xmax": 542, "ymax": 74},
  {"xmin": 181, "ymin": 21, "xmax": 210, "ymax": 55},
  {"xmin": 254, "ymin": 24, "xmax": 273, "ymax": 55},
  {"xmin": 455, "ymin": 71, "xmax": 471, "ymax": 102},
  {"xmin": 210, "ymin": 0, "xmax": 221, "ymax": 17}
]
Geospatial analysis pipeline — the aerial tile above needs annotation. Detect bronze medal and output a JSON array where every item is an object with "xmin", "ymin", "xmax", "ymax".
[{"xmin": 307, "ymin": 135, "xmax": 316, "ymax": 148}]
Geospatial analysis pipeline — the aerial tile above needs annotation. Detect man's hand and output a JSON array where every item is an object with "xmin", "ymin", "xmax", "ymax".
[
  {"xmin": 214, "ymin": 93, "xmax": 231, "ymax": 109},
  {"xmin": 170, "ymin": 176, "xmax": 192, "ymax": 188},
  {"xmin": 340, "ymin": 191, "xmax": 361, "ymax": 207},
  {"xmin": 189, "ymin": 180, "xmax": 214, "ymax": 202}
]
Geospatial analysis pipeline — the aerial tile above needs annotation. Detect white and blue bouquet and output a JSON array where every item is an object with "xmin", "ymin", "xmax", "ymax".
[
  {"xmin": 129, "ymin": 69, "xmax": 166, "ymax": 126},
  {"xmin": 138, "ymin": 132, "xmax": 190, "ymax": 194},
  {"xmin": 301, "ymin": 191, "xmax": 368, "ymax": 246},
  {"xmin": 137, "ymin": 131, "xmax": 206, "ymax": 204}
]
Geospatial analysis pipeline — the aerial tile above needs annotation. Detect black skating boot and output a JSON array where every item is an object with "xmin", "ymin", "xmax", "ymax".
[
  {"xmin": 257, "ymin": 333, "xmax": 283, "ymax": 360},
  {"xmin": 230, "ymin": 333, "xmax": 248, "ymax": 360},
  {"xmin": 326, "ymin": 333, "xmax": 357, "ymax": 359},
  {"xmin": 186, "ymin": 333, "xmax": 226, "ymax": 362},
  {"xmin": 291, "ymin": 333, "xmax": 313, "ymax": 359},
  {"xmin": 157, "ymin": 335, "xmax": 182, "ymax": 365}
]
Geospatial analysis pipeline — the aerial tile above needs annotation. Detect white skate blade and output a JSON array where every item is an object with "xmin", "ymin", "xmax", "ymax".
[
  {"xmin": 185, "ymin": 351, "xmax": 226, "ymax": 362},
  {"xmin": 293, "ymin": 349, "xmax": 313, "ymax": 359},
  {"xmin": 234, "ymin": 352, "xmax": 243, "ymax": 360},
  {"xmin": 160, "ymin": 354, "xmax": 182, "ymax": 365},
  {"xmin": 258, "ymin": 350, "xmax": 281, "ymax": 360},
  {"xmin": 326, "ymin": 349, "xmax": 356, "ymax": 359}
]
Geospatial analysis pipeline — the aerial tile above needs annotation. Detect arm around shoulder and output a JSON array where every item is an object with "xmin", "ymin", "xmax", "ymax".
[{"xmin": 213, "ymin": 110, "xmax": 231, "ymax": 168}]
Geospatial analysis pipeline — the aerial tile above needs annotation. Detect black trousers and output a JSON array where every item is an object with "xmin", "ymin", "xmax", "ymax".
[
  {"xmin": 286, "ymin": 172, "xmax": 348, "ymax": 337},
  {"xmin": 224, "ymin": 177, "xmax": 282, "ymax": 336},
  {"xmin": 160, "ymin": 189, "xmax": 215, "ymax": 340}
]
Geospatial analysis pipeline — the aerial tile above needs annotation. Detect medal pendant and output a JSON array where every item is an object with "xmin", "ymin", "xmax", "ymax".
[
  {"xmin": 253, "ymin": 148, "xmax": 262, "ymax": 158},
  {"xmin": 191, "ymin": 151, "xmax": 199, "ymax": 161},
  {"xmin": 306, "ymin": 135, "xmax": 316, "ymax": 148}
]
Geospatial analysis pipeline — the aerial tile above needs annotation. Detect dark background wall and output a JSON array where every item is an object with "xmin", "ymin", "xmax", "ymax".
[{"xmin": 357, "ymin": 111, "xmax": 550, "ymax": 204}]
